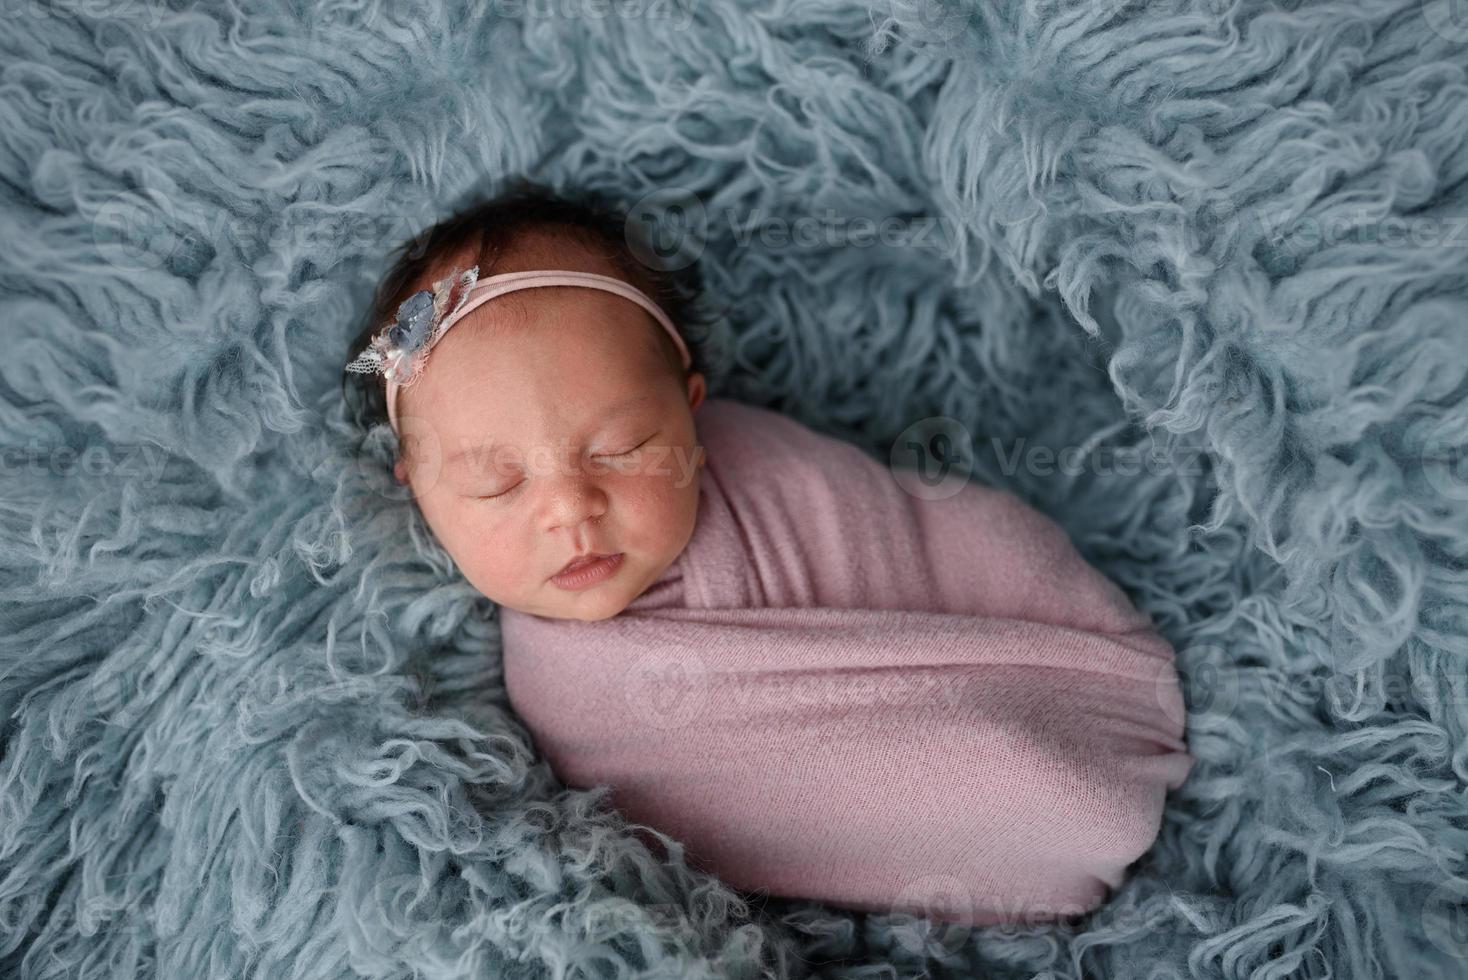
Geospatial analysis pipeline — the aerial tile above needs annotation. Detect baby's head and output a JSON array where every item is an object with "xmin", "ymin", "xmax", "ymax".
[{"xmin": 344, "ymin": 182, "xmax": 709, "ymax": 622}]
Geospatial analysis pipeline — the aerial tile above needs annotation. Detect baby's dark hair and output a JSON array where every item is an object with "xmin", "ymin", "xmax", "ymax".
[{"xmin": 341, "ymin": 178, "xmax": 712, "ymax": 441}]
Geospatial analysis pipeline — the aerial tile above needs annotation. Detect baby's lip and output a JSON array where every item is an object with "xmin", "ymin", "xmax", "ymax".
[{"xmin": 552, "ymin": 552, "xmax": 617, "ymax": 578}]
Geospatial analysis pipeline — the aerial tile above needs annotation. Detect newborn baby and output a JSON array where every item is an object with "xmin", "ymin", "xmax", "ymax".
[
  {"xmin": 347, "ymin": 210, "xmax": 707, "ymax": 624},
  {"xmin": 343, "ymin": 183, "xmax": 1193, "ymax": 926}
]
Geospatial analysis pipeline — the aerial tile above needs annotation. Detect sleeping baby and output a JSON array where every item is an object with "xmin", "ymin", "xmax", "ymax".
[{"xmin": 343, "ymin": 181, "xmax": 1194, "ymax": 927}]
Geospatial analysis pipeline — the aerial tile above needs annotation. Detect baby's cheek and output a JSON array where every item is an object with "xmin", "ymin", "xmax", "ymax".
[
  {"xmin": 611, "ymin": 468, "xmax": 687, "ymax": 550},
  {"xmin": 427, "ymin": 501, "xmax": 524, "ymax": 600}
]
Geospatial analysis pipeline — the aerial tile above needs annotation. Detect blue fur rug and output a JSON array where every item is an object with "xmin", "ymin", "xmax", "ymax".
[{"xmin": 4, "ymin": 1, "xmax": 1467, "ymax": 977}]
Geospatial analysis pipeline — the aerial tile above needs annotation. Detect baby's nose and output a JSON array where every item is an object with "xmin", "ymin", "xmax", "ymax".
[{"xmin": 542, "ymin": 472, "xmax": 610, "ymax": 531}]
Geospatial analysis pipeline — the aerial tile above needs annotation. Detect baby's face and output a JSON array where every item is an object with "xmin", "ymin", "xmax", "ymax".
[{"xmin": 393, "ymin": 247, "xmax": 706, "ymax": 622}]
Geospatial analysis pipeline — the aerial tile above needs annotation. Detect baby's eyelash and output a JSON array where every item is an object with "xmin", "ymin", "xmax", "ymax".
[
  {"xmin": 477, "ymin": 481, "xmax": 523, "ymax": 501},
  {"xmin": 473, "ymin": 436, "xmax": 655, "ymax": 500},
  {"xmin": 595, "ymin": 436, "xmax": 653, "ymax": 459}
]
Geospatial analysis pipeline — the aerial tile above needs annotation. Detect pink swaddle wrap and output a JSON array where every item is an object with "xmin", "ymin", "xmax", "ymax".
[{"xmin": 500, "ymin": 398, "xmax": 1194, "ymax": 924}]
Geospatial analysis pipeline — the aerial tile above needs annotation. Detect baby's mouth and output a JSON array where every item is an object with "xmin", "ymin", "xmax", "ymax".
[
  {"xmin": 552, "ymin": 552, "xmax": 618, "ymax": 578},
  {"xmin": 549, "ymin": 552, "xmax": 626, "ymax": 590}
]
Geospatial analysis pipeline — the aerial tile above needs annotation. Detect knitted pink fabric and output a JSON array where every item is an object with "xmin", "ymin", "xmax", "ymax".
[{"xmin": 500, "ymin": 398, "xmax": 1193, "ymax": 925}]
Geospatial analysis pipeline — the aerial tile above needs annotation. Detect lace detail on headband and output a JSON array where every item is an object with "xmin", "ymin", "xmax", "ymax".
[{"xmin": 345, "ymin": 265, "xmax": 480, "ymax": 389}]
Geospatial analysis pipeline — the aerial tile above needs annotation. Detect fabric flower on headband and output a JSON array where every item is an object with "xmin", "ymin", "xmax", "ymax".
[{"xmin": 345, "ymin": 265, "xmax": 480, "ymax": 389}]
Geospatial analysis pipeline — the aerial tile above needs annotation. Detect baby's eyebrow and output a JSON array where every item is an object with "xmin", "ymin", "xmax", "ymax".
[
  {"xmin": 442, "ymin": 394, "xmax": 658, "ymax": 470},
  {"xmin": 443, "ymin": 444, "xmax": 502, "ymax": 472}
]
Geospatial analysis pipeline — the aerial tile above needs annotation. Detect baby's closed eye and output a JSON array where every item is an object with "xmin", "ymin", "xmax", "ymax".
[
  {"xmin": 474, "ymin": 484, "xmax": 521, "ymax": 501},
  {"xmin": 467, "ymin": 432, "xmax": 660, "ymax": 500},
  {"xmin": 593, "ymin": 435, "xmax": 653, "ymax": 458}
]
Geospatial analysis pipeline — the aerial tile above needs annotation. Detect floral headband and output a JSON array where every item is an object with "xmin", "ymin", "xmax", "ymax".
[{"xmin": 346, "ymin": 266, "xmax": 693, "ymax": 436}]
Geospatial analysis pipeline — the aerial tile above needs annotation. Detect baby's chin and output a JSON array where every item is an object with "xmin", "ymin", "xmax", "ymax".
[
  {"xmin": 504, "ymin": 563, "xmax": 644, "ymax": 622},
  {"xmin": 534, "ymin": 589, "xmax": 633, "ymax": 622}
]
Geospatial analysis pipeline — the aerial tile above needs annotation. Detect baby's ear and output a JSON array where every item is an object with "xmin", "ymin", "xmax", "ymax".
[
  {"xmin": 393, "ymin": 458, "xmax": 410, "ymax": 486},
  {"xmin": 686, "ymin": 371, "xmax": 707, "ymax": 412}
]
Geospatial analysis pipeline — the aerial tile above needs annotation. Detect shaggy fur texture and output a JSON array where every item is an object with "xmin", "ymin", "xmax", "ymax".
[{"xmin": 3, "ymin": 1, "xmax": 1467, "ymax": 977}]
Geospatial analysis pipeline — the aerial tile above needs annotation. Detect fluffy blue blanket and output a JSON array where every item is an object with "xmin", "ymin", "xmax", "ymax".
[{"xmin": 3, "ymin": 1, "xmax": 1467, "ymax": 977}]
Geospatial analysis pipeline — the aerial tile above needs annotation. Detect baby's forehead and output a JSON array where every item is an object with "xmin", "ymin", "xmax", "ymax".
[
  {"xmin": 447, "ymin": 283, "xmax": 656, "ymax": 354},
  {"xmin": 420, "ymin": 290, "xmax": 669, "ymax": 398},
  {"xmin": 408, "ymin": 225, "xmax": 628, "ymax": 292},
  {"xmin": 396, "ymin": 224, "xmax": 680, "ymax": 385}
]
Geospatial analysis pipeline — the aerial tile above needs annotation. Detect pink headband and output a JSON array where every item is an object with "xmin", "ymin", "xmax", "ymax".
[{"xmin": 345, "ymin": 267, "xmax": 693, "ymax": 436}]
